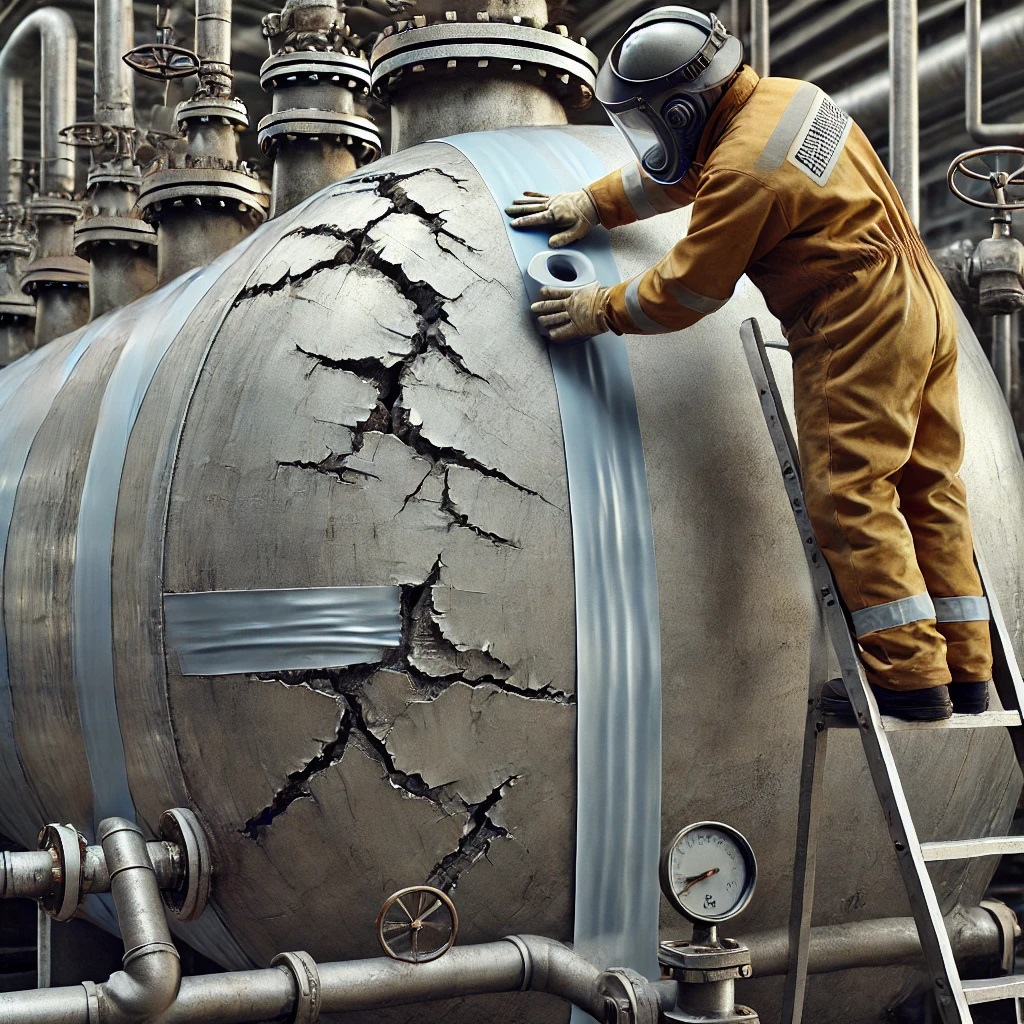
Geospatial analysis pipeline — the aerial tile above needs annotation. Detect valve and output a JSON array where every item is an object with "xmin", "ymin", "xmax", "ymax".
[
  {"xmin": 376, "ymin": 885, "xmax": 458, "ymax": 963},
  {"xmin": 947, "ymin": 146, "xmax": 1024, "ymax": 315},
  {"xmin": 124, "ymin": 6, "xmax": 200, "ymax": 82}
]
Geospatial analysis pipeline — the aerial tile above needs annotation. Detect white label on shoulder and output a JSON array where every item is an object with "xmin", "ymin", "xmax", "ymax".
[{"xmin": 786, "ymin": 91, "xmax": 852, "ymax": 187}]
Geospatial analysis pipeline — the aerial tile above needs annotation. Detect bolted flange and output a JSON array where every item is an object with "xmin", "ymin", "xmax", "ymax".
[
  {"xmin": 370, "ymin": 20, "xmax": 597, "ymax": 110},
  {"xmin": 75, "ymin": 216, "xmax": 158, "ymax": 257},
  {"xmin": 20, "ymin": 255, "xmax": 91, "ymax": 296}
]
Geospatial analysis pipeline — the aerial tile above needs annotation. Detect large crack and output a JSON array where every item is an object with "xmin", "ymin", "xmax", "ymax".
[
  {"xmin": 427, "ymin": 776, "xmax": 519, "ymax": 892},
  {"xmin": 240, "ymin": 704, "xmax": 352, "ymax": 840}
]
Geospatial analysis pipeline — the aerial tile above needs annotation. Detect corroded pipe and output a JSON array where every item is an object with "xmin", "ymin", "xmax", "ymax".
[{"xmin": 0, "ymin": 8, "xmax": 77, "ymax": 200}]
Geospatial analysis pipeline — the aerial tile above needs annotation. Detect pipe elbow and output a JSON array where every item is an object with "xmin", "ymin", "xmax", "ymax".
[
  {"xmin": 99, "ymin": 950, "xmax": 181, "ymax": 1023},
  {"xmin": 508, "ymin": 935, "xmax": 605, "ymax": 1019}
]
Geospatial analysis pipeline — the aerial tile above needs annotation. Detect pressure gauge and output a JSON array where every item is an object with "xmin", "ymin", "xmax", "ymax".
[{"xmin": 660, "ymin": 821, "xmax": 757, "ymax": 925}]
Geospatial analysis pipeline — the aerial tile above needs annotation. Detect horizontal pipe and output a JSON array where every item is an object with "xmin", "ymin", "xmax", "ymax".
[
  {"xmin": 0, "ymin": 8, "xmax": 77, "ymax": 199},
  {"xmin": 1, "ymin": 841, "xmax": 182, "ymax": 901},
  {"xmin": 833, "ymin": 8, "xmax": 1024, "ymax": 138},
  {"xmin": 740, "ymin": 906, "xmax": 1004, "ymax": 978}
]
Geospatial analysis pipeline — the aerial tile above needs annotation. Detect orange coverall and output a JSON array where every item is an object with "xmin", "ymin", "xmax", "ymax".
[{"xmin": 587, "ymin": 66, "xmax": 992, "ymax": 691}]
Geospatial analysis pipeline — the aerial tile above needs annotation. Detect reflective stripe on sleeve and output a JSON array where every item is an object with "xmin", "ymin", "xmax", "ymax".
[
  {"xmin": 755, "ymin": 82, "xmax": 820, "ymax": 172},
  {"xmin": 933, "ymin": 595, "xmax": 990, "ymax": 623},
  {"xmin": 625, "ymin": 277, "xmax": 673, "ymax": 334},
  {"xmin": 621, "ymin": 163, "xmax": 659, "ymax": 220},
  {"xmin": 851, "ymin": 593, "xmax": 936, "ymax": 637},
  {"xmin": 665, "ymin": 279, "xmax": 728, "ymax": 315}
]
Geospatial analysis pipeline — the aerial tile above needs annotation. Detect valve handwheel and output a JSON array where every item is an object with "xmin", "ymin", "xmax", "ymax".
[
  {"xmin": 123, "ymin": 43, "xmax": 201, "ymax": 82},
  {"xmin": 376, "ymin": 885, "xmax": 458, "ymax": 964},
  {"xmin": 947, "ymin": 145, "xmax": 1024, "ymax": 211}
]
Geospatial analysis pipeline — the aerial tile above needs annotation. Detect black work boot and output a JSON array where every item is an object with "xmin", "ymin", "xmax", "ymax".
[
  {"xmin": 820, "ymin": 678, "xmax": 953, "ymax": 722},
  {"xmin": 948, "ymin": 681, "xmax": 991, "ymax": 714}
]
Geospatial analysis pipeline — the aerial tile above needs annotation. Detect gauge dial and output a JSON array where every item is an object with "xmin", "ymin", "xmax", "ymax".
[{"xmin": 660, "ymin": 821, "xmax": 757, "ymax": 924}]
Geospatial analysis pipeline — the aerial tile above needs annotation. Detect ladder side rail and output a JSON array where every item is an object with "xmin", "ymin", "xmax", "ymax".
[
  {"xmin": 780, "ymin": 710, "xmax": 829, "ymax": 1024},
  {"xmin": 973, "ymin": 545, "xmax": 1024, "ymax": 719},
  {"xmin": 739, "ymin": 318, "xmax": 973, "ymax": 1024}
]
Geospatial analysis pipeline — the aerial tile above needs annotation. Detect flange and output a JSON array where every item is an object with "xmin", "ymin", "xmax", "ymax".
[
  {"xmin": 272, "ymin": 951, "xmax": 322, "ymax": 1024},
  {"xmin": 176, "ymin": 97, "xmax": 250, "ymax": 132},
  {"xmin": 37, "ymin": 823, "xmax": 85, "ymax": 921},
  {"xmin": 138, "ymin": 167, "xmax": 269, "ymax": 225},
  {"xmin": 260, "ymin": 49, "xmax": 371, "ymax": 94},
  {"xmin": 75, "ymin": 216, "xmax": 158, "ymax": 255},
  {"xmin": 20, "ymin": 256, "xmax": 90, "ymax": 296},
  {"xmin": 159, "ymin": 808, "xmax": 212, "ymax": 922},
  {"xmin": 370, "ymin": 21, "xmax": 597, "ymax": 109},
  {"xmin": 258, "ymin": 109, "xmax": 380, "ymax": 162}
]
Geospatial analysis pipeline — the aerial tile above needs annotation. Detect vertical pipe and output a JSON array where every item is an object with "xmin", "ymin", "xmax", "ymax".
[
  {"xmin": 0, "ymin": 9, "xmax": 78, "ymax": 197},
  {"xmin": 2, "ymin": 78, "xmax": 23, "ymax": 206},
  {"xmin": 888, "ymin": 0, "xmax": 919, "ymax": 226},
  {"xmin": 195, "ymin": 0, "xmax": 233, "ymax": 87},
  {"xmin": 966, "ymin": 0, "xmax": 1024, "ymax": 144},
  {"xmin": 992, "ymin": 314, "xmax": 1013, "ymax": 404},
  {"xmin": 750, "ymin": 0, "xmax": 770, "ymax": 77},
  {"xmin": 95, "ymin": 0, "xmax": 136, "ymax": 128},
  {"xmin": 36, "ymin": 906, "xmax": 51, "ymax": 989}
]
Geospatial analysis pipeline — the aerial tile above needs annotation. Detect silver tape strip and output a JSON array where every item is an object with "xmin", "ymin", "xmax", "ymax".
[
  {"xmin": 933, "ymin": 595, "xmax": 990, "ymax": 623},
  {"xmin": 851, "ymin": 592, "xmax": 935, "ymax": 637},
  {"xmin": 621, "ymin": 162, "xmax": 659, "ymax": 221},
  {"xmin": 444, "ymin": 128, "xmax": 663, "ymax": 992},
  {"xmin": 164, "ymin": 586, "xmax": 401, "ymax": 676},
  {"xmin": 755, "ymin": 82, "xmax": 820, "ymax": 172},
  {"xmin": 0, "ymin": 332, "xmax": 101, "ymax": 843}
]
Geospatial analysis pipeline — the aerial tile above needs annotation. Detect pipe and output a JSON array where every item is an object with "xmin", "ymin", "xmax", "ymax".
[
  {"xmin": 740, "ymin": 906, "xmax": 1005, "ymax": 978},
  {"xmin": 0, "ymin": 934, "xmax": 617, "ymax": 1024},
  {"xmin": 94, "ymin": 818, "xmax": 181, "ymax": 1021},
  {"xmin": 966, "ymin": 0, "xmax": 1024, "ymax": 145},
  {"xmin": 196, "ymin": 0, "xmax": 233, "ymax": 94},
  {"xmin": 750, "ymin": 0, "xmax": 769, "ymax": 77},
  {"xmin": 95, "ymin": 0, "xmax": 135, "ymax": 128},
  {"xmin": 0, "ymin": 8, "xmax": 77, "ymax": 199},
  {"xmin": 1, "ymin": 841, "xmax": 181, "ymax": 900},
  {"xmin": 991, "ymin": 314, "xmax": 1016, "ymax": 406},
  {"xmin": 888, "ymin": 0, "xmax": 919, "ymax": 226},
  {"xmin": 833, "ymin": 8, "xmax": 1024, "ymax": 139}
]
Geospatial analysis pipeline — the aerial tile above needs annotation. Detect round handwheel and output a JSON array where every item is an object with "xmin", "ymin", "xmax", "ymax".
[
  {"xmin": 947, "ymin": 145, "xmax": 1024, "ymax": 210},
  {"xmin": 123, "ymin": 43, "xmax": 200, "ymax": 82},
  {"xmin": 375, "ymin": 885, "xmax": 458, "ymax": 964},
  {"xmin": 60, "ymin": 122, "xmax": 118, "ymax": 149}
]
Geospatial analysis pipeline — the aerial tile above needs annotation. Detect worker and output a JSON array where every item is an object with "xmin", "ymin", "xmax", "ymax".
[{"xmin": 507, "ymin": 6, "xmax": 992, "ymax": 722}]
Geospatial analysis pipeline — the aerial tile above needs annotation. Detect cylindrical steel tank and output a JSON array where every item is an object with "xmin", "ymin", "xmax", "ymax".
[{"xmin": 0, "ymin": 99, "xmax": 1021, "ymax": 1024}]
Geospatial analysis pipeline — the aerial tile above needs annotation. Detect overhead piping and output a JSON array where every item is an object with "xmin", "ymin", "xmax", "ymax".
[
  {"xmin": 750, "ymin": 0, "xmax": 769, "ymax": 77},
  {"xmin": 965, "ymin": 0, "xmax": 1024, "ymax": 145},
  {"xmin": 833, "ymin": 8, "xmax": 1024, "ymax": 139},
  {"xmin": 0, "ymin": 7, "xmax": 77, "ymax": 200}
]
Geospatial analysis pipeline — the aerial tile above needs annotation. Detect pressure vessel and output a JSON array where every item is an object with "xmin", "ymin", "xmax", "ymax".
[{"xmin": 0, "ymin": 125, "xmax": 1020, "ymax": 1024}]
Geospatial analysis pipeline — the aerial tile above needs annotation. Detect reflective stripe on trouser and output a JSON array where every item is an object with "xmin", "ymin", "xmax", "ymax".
[{"xmin": 790, "ymin": 243, "xmax": 993, "ymax": 690}]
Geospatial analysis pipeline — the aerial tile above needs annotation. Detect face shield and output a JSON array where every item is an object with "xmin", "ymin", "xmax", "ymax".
[{"xmin": 604, "ymin": 91, "xmax": 713, "ymax": 186}]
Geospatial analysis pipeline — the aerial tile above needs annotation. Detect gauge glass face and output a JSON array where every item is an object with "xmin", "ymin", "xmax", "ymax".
[{"xmin": 664, "ymin": 823, "xmax": 754, "ymax": 923}]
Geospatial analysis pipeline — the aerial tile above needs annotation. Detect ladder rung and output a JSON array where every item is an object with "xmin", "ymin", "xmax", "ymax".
[
  {"xmin": 881, "ymin": 710, "xmax": 1022, "ymax": 732},
  {"xmin": 962, "ymin": 976, "xmax": 1024, "ymax": 1004},
  {"xmin": 921, "ymin": 836, "xmax": 1024, "ymax": 862},
  {"xmin": 821, "ymin": 709, "xmax": 1022, "ymax": 732}
]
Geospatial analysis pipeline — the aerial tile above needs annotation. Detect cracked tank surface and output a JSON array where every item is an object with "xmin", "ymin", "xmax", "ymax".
[{"xmin": 0, "ymin": 124, "xmax": 1022, "ymax": 1023}]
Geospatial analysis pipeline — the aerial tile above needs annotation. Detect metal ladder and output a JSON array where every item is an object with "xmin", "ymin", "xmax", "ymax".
[{"xmin": 740, "ymin": 317, "xmax": 1024, "ymax": 1024}]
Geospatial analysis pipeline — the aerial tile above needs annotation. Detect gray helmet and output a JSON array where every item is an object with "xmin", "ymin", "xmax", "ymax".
[{"xmin": 597, "ymin": 7, "xmax": 744, "ymax": 185}]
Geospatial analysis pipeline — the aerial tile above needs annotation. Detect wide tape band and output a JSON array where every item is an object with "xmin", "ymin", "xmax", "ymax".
[
  {"xmin": 443, "ymin": 127, "xmax": 663, "ymax": 992},
  {"xmin": 164, "ymin": 586, "xmax": 402, "ymax": 676}
]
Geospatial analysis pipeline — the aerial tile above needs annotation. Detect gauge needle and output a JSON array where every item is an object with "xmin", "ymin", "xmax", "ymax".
[{"xmin": 681, "ymin": 868, "xmax": 719, "ymax": 894}]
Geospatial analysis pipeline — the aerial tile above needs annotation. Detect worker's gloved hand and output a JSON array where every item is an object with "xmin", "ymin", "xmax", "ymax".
[
  {"xmin": 505, "ymin": 189, "xmax": 600, "ymax": 248},
  {"xmin": 531, "ymin": 283, "xmax": 610, "ymax": 343}
]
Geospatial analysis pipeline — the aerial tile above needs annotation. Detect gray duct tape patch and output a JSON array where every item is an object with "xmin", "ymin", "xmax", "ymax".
[
  {"xmin": 444, "ymin": 128, "xmax": 663, "ymax": 994},
  {"xmin": 164, "ymin": 586, "xmax": 401, "ymax": 676}
]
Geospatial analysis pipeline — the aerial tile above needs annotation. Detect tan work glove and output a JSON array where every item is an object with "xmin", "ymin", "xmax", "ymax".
[
  {"xmin": 506, "ymin": 188, "xmax": 600, "ymax": 248},
  {"xmin": 531, "ymin": 283, "xmax": 610, "ymax": 343}
]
